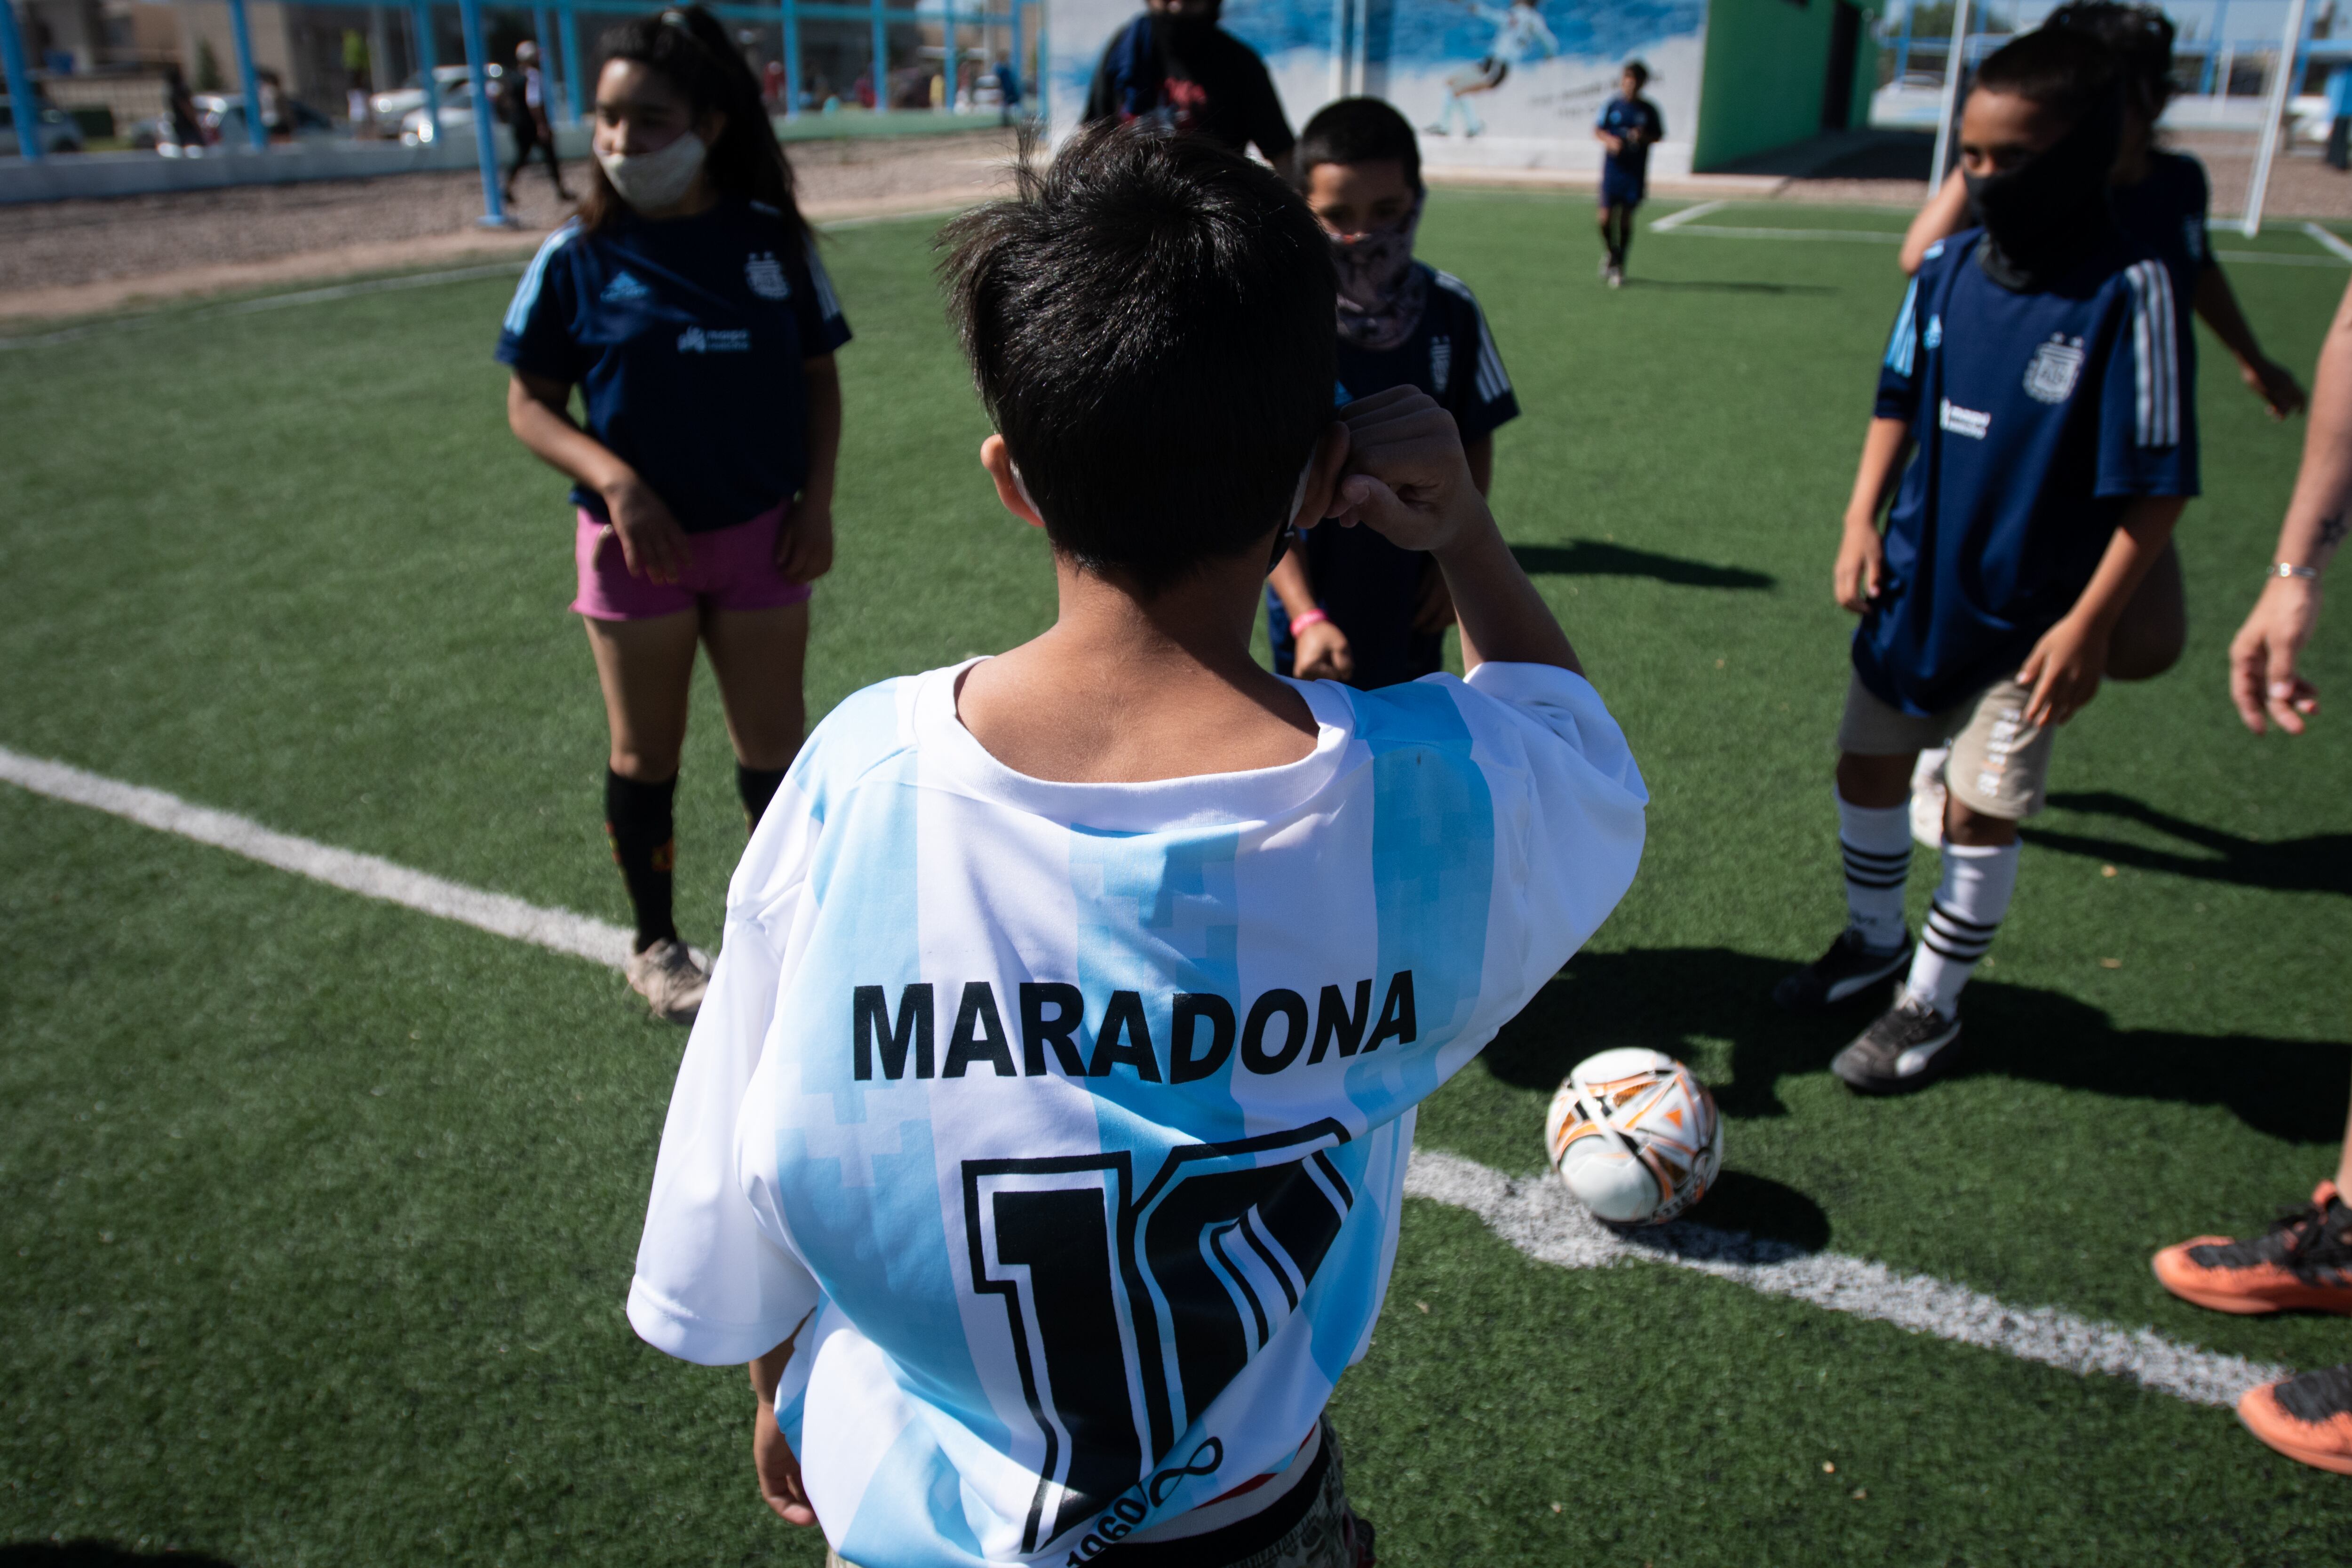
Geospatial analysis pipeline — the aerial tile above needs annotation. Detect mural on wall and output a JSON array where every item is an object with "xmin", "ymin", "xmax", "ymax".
[{"xmin": 1049, "ymin": 0, "xmax": 1706, "ymax": 171}]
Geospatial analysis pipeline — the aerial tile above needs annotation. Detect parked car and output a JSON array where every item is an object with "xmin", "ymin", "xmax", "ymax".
[
  {"xmin": 0, "ymin": 95, "xmax": 87, "ymax": 155},
  {"xmin": 374, "ymin": 64, "xmax": 499, "ymax": 136}
]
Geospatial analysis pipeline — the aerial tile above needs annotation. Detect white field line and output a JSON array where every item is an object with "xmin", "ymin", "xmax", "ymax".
[
  {"xmin": 1647, "ymin": 199, "xmax": 1730, "ymax": 232},
  {"xmin": 1660, "ymin": 223, "xmax": 1904, "ymax": 243},
  {"xmin": 2299, "ymin": 222, "xmax": 2352, "ymax": 264},
  {"xmin": 1404, "ymin": 1147, "xmax": 2290, "ymax": 1409},
  {"xmin": 0, "ymin": 261, "xmax": 530, "ymax": 351},
  {"xmin": 0, "ymin": 746, "xmax": 631, "ymax": 969},
  {"xmin": 0, "ymin": 744, "xmax": 2297, "ymax": 1408}
]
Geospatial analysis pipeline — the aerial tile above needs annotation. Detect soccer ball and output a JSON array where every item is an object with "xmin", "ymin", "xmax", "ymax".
[{"xmin": 1544, "ymin": 1047, "xmax": 1723, "ymax": 1226}]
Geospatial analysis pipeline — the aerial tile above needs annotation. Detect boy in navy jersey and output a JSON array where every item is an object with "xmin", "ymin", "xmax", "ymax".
[
  {"xmin": 1775, "ymin": 29, "xmax": 2194, "ymax": 1093},
  {"xmin": 1594, "ymin": 61, "xmax": 1661, "ymax": 287},
  {"xmin": 1268, "ymin": 98, "xmax": 1520, "ymax": 689}
]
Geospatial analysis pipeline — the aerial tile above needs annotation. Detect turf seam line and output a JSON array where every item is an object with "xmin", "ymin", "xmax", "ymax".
[
  {"xmin": 1402, "ymin": 1147, "xmax": 2292, "ymax": 1409},
  {"xmin": 0, "ymin": 742, "xmax": 2303, "ymax": 1407},
  {"xmin": 0, "ymin": 745, "xmax": 632, "ymax": 970}
]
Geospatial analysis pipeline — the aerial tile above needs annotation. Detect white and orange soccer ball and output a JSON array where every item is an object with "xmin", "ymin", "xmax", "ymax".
[{"xmin": 1543, "ymin": 1047, "xmax": 1723, "ymax": 1226}]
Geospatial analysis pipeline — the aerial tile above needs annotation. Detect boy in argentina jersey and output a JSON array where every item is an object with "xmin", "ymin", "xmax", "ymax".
[
  {"xmin": 1775, "ymin": 30, "xmax": 2193, "ymax": 1095},
  {"xmin": 627, "ymin": 123, "xmax": 1646, "ymax": 1568}
]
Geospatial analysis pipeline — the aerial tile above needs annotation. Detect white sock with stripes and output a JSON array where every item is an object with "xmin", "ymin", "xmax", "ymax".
[
  {"xmin": 1838, "ymin": 794, "xmax": 1912, "ymax": 954},
  {"xmin": 1904, "ymin": 842, "xmax": 2020, "ymax": 1017}
]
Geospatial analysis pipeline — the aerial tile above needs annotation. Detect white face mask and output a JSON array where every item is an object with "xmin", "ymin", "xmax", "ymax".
[{"xmin": 596, "ymin": 131, "xmax": 707, "ymax": 213}]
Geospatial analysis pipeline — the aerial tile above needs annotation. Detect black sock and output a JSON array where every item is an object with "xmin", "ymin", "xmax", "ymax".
[
  {"xmin": 736, "ymin": 762, "xmax": 787, "ymax": 832},
  {"xmin": 605, "ymin": 769, "xmax": 678, "ymax": 954}
]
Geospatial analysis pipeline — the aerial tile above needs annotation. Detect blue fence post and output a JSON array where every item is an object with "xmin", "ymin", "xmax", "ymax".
[
  {"xmin": 1009, "ymin": 0, "xmax": 1023, "ymax": 117},
  {"xmin": 413, "ymin": 0, "xmax": 443, "ymax": 143},
  {"xmin": 531, "ymin": 3, "xmax": 557, "ymax": 115},
  {"xmin": 944, "ymin": 0, "xmax": 957, "ymax": 109},
  {"xmin": 0, "ymin": 0, "xmax": 42, "ymax": 163},
  {"xmin": 226, "ymin": 0, "xmax": 269, "ymax": 151},
  {"xmin": 456, "ymin": 0, "xmax": 510, "ymax": 224},
  {"xmin": 558, "ymin": 0, "xmax": 582, "ymax": 125},
  {"xmin": 872, "ymin": 0, "xmax": 889, "ymax": 114},
  {"xmin": 1034, "ymin": 0, "xmax": 1046, "ymax": 125},
  {"xmin": 1893, "ymin": 1, "xmax": 1912, "ymax": 82},
  {"xmin": 2201, "ymin": 0, "xmax": 2227, "ymax": 95},
  {"xmin": 782, "ymin": 0, "xmax": 801, "ymax": 119}
]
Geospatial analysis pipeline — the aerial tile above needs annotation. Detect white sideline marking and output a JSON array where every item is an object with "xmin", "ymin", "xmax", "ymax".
[
  {"xmin": 1661, "ymin": 223, "xmax": 1904, "ymax": 244},
  {"xmin": 2299, "ymin": 223, "xmax": 2352, "ymax": 265},
  {"xmin": 1647, "ymin": 199, "xmax": 1730, "ymax": 232},
  {"xmin": 0, "ymin": 746, "xmax": 631, "ymax": 970},
  {"xmin": 0, "ymin": 262, "xmax": 530, "ymax": 351},
  {"xmin": 0, "ymin": 745, "xmax": 2298, "ymax": 1408},
  {"xmin": 1404, "ymin": 1147, "xmax": 2290, "ymax": 1409}
]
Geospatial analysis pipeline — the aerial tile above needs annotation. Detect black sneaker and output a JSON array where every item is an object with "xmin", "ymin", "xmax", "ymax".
[
  {"xmin": 1773, "ymin": 929, "xmax": 1913, "ymax": 1013},
  {"xmin": 1831, "ymin": 996, "xmax": 1962, "ymax": 1094}
]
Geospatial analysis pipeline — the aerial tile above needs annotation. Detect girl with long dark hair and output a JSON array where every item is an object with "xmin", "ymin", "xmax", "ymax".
[{"xmin": 498, "ymin": 4, "xmax": 849, "ymax": 1022}]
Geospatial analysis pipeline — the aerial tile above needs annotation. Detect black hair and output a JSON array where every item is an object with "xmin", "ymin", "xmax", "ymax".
[
  {"xmin": 580, "ymin": 5, "xmax": 808, "ymax": 246},
  {"xmin": 1972, "ymin": 25, "xmax": 2122, "ymax": 128},
  {"xmin": 1295, "ymin": 97, "xmax": 1422, "ymax": 191},
  {"xmin": 1621, "ymin": 58, "xmax": 1650, "ymax": 87},
  {"xmin": 2044, "ymin": 1, "xmax": 2177, "ymax": 120},
  {"xmin": 941, "ymin": 121, "xmax": 1337, "ymax": 596}
]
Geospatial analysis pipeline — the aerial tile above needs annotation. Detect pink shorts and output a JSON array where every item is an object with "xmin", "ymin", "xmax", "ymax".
[{"xmin": 571, "ymin": 503, "xmax": 816, "ymax": 621}]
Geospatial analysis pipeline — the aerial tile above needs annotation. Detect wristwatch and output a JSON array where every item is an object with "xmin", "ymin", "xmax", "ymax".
[{"xmin": 2272, "ymin": 563, "xmax": 2322, "ymax": 581}]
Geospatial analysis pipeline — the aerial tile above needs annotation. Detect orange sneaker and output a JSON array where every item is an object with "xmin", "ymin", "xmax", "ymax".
[
  {"xmin": 2238, "ymin": 1365, "xmax": 2352, "ymax": 1476},
  {"xmin": 2151, "ymin": 1182, "xmax": 2352, "ymax": 1315}
]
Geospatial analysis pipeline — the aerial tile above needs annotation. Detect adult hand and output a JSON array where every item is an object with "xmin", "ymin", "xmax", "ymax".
[
  {"xmin": 2018, "ymin": 612, "xmax": 2110, "ymax": 727},
  {"xmin": 1833, "ymin": 517, "xmax": 1884, "ymax": 613},
  {"xmin": 604, "ymin": 475, "xmax": 693, "ymax": 584},
  {"xmin": 2228, "ymin": 576, "xmax": 2323, "ymax": 734},
  {"xmin": 776, "ymin": 493, "xmax": 835, "ymax": 584},
  {"xmin": 753, "ymin": 1401, "xmax": 817, "ymax": 1527},
  {"xmin": 2242, "ymin": 355, "xmax": 2310, "ymax": 422},
  {"xmin": 1324, "ymin": 387, "xmax": 1490, "ymax": 556},
  {"xmin": 1292, "ymin": 619, "xmax": 1355, "ymax": 683}
]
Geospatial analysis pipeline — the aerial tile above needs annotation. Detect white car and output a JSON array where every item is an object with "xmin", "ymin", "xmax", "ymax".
[
  {"xmin": 400, "ymin": 78, "xmax": 483, "ymax": 144},
  {"xmin": 374, "ymin": 63, "xmax": 500, "ymax": 136}
]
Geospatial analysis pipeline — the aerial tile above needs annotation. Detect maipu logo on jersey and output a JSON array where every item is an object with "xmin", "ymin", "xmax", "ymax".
[
  {"xmin": 2023, "ymin": 334, "xmax": 2087, "ymax": 405},
  {"xmin": 745, "ymin": 251, "xmax": 791, "ymax": 300},
  {"xmin": 677, "ymin": 326, "xmax": 751, "ymax": 354},
  {"xmin": 1939, "ymin": 398, "xmax": 1991, "ymax": 439},
  {"xmin": 601, "ymin": 270, "xmax": 651, "ymax": 303}
]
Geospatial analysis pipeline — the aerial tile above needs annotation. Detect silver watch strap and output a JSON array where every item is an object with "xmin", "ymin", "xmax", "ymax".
[{"xmin": 2273, "ymin": 563, "xmax": 2322, "ymax": 581}]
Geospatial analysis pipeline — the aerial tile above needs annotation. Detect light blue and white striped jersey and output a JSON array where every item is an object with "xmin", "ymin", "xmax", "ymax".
[{"xmin": 629, "ymin": 659, "xmax": 1646, "ymax": 1566}]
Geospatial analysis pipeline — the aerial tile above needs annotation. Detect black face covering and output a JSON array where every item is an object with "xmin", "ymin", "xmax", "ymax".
[
  {"xmin": 1153, "ymin": 9, "xmax": 1218, "ymax": 52},
  {"xmin": 1962, "ymin": 92, "xmax": 2122, "ymax": 291}
]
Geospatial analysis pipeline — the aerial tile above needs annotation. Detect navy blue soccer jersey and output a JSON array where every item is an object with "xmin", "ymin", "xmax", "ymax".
[
  {"xmin": 1273, "ymin": 266, "xmax": 1520, "ymax": 689},
  {"xmin": 1597, "ymin": 96, "xmax": 1663, "ymax": 183},
  {"xmin": 1860, "ymin": 227, "xmax": 2198, "ymax": 715},
  {"xmin": 496, "ymin": 198, "xmax": 852, "ymax": 533}
]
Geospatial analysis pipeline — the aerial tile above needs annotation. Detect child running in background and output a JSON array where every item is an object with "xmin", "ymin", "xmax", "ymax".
[
  {"xmin": 499, "ymin": 5, "xmax": 849, "ymax": 1023},
  {"xmin": 1893, "ymin": 0, "xmax": 2304, "ymax": 845},
  {"xmin": 1594, "ymin": 60, "xmax": 1661, "ymax": 287},
  {"xmin": 1775, "ymin": 28, "xmax": 2194, "ymax": 1093},
  {"xmin": 1269, "ymin": 98, "xmax": 1520, "ymax": 689},
  {"xmin": 625, "ymin": 123, "xmax": 1646, "ymax": 1566}
]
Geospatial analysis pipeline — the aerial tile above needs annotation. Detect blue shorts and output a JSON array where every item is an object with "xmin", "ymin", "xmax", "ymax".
[{"xmin": 1600, "ymin": 165, "xmax": 1646, "ymax": 208}]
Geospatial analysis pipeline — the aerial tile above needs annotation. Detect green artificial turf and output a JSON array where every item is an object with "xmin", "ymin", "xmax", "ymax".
[{"xmin": 2, "ymin": 191, "xmax": 2349, "ymax": 1564}]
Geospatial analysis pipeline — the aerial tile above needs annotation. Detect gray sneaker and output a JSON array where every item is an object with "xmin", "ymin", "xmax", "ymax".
[
  {"xmin": 626, "ymin": 938, "xmax": 710, "ymax": 1024},
  {"xmin": 1832, "ymin": 996, "xmax": 1962, "ymax": 1095}
]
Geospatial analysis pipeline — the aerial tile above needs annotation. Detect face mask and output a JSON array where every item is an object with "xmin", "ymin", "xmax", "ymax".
[
  {"xmin": 1330, "ymin": 195, "xmax": 1428, "ymax": 352},
  {"xmin": 597, "ymin": 130, "xmax": 707, "ymax": 214},
  {"xmin": 1961, "ymin": 95, "xmax": 2120, "ymax": 290}
]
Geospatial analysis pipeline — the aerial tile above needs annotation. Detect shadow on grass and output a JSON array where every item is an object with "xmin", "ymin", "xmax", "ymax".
[
  {"xmin": 1510, "ymin": 541, "xmax": 1775, "ymax": 590},
  {"xmin": 2022, "ymin": 790, "xmax": 2352, "ymax": 898},
  {"xmin": 1, "ymin": 1546, "xmax": 238, "ymax": 1567},
  {"xmin": 1481, "ymin": 947, "xmax": 2350, "ymax": 1139}
]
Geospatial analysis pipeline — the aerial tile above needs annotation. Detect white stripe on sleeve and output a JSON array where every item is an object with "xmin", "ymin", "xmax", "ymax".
[
  {"xmin": 502, "ymin": 220, "xmax": 579, "ymax": 337},
  {"xmin": 2125, "ymin": 260, "xmax": 2180, "ymax": 447},
  {"xmin": 804, "ymin": 236, "xmax": 843, "ymax": 323}
]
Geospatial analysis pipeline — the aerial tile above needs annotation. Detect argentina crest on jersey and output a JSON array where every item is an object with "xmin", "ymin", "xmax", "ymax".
[
  {"xmin": 2023, "ymin": 334, "xmax": 2087, "ymax": 405},
  {"xmin": 746, "ymin": 250, "xmax": 791, "ymax": 300}
]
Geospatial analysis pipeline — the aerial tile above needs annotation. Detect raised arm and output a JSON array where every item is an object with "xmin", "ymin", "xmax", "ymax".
[
  {"xmin": 1899, "ymin": 167, "xmax": 1971, "ymax": 276},
  {"xmin": 1324, "ymin": 386, "xmax": 1578, "ymax": 676}
]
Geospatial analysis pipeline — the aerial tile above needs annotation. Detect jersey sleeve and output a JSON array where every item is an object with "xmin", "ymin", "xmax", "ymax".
[
  {"xmin": 1453, "ymin": 663, "xmax": 1647, "ymax": 1003},
  {"xmin": 794, "ymin": 235, "xmax": 853, "ymax": 357},
  {"xmin": 1440, "ymin": 281, "xmax": 1520, "ymax": 441},
  {"xmin": 628, "ymin": 778, "xmax": 827, "ymax": 1367},
  {"xmin": 494, "ymin": 223, "xmax": 583, "ymax": 380},
  {"xmin": 2095, "ymin": 260, "xmax": 2199, "ymax": 497},
  {"xmin": 1875, "ymin": 270, "xmax": 1925, "ymax": 422}
]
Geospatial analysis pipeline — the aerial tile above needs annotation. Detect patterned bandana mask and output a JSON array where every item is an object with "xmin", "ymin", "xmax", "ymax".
[{"xmin": 1331, "ymin": 197, "xmax": 1428, "ymax": 353}]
